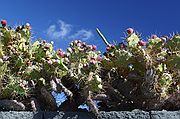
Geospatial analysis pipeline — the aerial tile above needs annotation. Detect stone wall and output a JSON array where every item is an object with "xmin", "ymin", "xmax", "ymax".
[{"xmin": 0, "ymin": 110, "xmax": 179, "ymax": 119}]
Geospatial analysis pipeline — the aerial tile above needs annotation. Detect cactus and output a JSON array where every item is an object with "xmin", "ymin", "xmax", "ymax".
[
  {"xmin": 0, "ymin": 21, "xmax": 179, "ymax": 113},
  {"xmin": 98, "ymin": 27, "xmax": 180, "ymax": 110}
]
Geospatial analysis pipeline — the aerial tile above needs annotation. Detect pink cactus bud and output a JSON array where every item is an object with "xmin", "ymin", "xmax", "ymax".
[
  {"xmin": 92, "ymin": 45, "xmax": 97, "ymax": 50},
  {"xmin": 2, "ymin": 56, "xmax": 9, "ymax": 61},
  {"xmin": 138, "ymin": 40, "xmax": 146, "ymax": 46},
  {"xmin": 42, "ymin": 40, "xmax": 46, "ymax": 44},
  {"xmin": 44, "ymin": 44, "xmax": 50, "ymax": 49},
  {"xmin": 127, "ymin": 28, "xmax": 134, "ymax": 34},
  {"xmin": 97, "ymin": 56, "xmax": 102, "ymax": 61},
  {"xmin": 53, "ymin": 59, "xmax": 60, "ymax": 64},
  {"xmin": 1, "ymin": 20, "xmax": 7, "ymax": 26},
  {"xmin": 151, "ymin": 34, "xmax": 157, "ymax": 39},
  {"xmin": 87, "ymin": 45, "xmax": 93, "ymax": 50},
  {"xmin": 77, "ymin": 40, "xmax": 81, "ymax": 43},
  {"xmin": 57, "ymin": 50, "xmax": 65, "ymax": 58},
  {"xmin": 26, "ymin": 23, "xmax": 31, "ymax": 30},
  {"xmin": 110, "ymin": 44, "xmax": 115, "ymax": 49},
  {"xmin": 77, "ymin": 43, "xmax": 82, "ymax": 47},
  {"xmin": 106, "ymin": 46, "xmax": 111, "ymax": 51},
  {"xmin": 82, "ymin": 42, "xmax": 86, "ymax": 47},
  {"xmin": 47, "ymin": 60, "xmax": 53, "ymax": 65},
  {"xmin": 119, "ymin": 43, "xmax": 126, "ymax": 49},
  {"xmin": 90, "ymin": 60, "xmax": 97, "ymax": 65},
  {"xmin": 74, "ymin": 40, "xmax": 78, "ymax": 44}
]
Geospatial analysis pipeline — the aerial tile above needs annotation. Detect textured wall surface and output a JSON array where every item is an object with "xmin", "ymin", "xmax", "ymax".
[{"xmin": 0, "ymin": 110, "xmax": 179, "ymax": 119}]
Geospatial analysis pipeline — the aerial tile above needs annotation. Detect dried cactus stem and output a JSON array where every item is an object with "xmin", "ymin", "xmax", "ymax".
[
  {"xmin": 0, "ymin": 99, "xmax": 25, "ymax": 110},
  {"xmin": 40, "ymin": 87, "xmax": 57, "ymax": 111},
  {"xmin": 82, "ymin": 72, "xmax": 99, "ymax": 115},
  {"xmin": 50, "ymin": 77, "xmax": 73, "ymax": 98},
  {"xmin": 104, "ymin": 82, "xmax": 125, "ymax": 102},
  {"xmin": 86, "ymin": 92, "xmax": 99, "ymax": 115},
  {"xmin": 93, "ymin": 94, "xmax": 108, "ymax": 100},
  {"xmin": 141, "ymin": 68, "xmax": 162, "ymax": 110},
  {"xmin": 96, "ymin": 28, "xmax": 109, "ymax": 46},
  {"xmin": 30, "ymin": 97, "xmax": 40, "ymax": 111},
  {"xmin": 83, "ymin": 86, "xmax": 99, "ymax": 115},
  {"xmin": 0, "ymin": 80, "xmax": 2, "ymax": 98}
]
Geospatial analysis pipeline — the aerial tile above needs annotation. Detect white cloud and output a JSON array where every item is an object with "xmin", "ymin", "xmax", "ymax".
[
  {"xmin": 46, "ymin": 20, "xmax": 94, "ymax": 41},
  {"xmin": 46, "ymin": 20, "xmax": 72, "ymax": 39},
  {"xmin": 69, "ymin": 29, "xmax": 94, "ymax": 41}
]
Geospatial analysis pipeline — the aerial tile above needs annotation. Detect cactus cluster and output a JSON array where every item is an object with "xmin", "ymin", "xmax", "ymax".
[
  {"xmin": 98, "ymin": 28, "xmax": 180, "ymax": 110},
  {"xmin": 0, "ymin": 20, "xmax": 179, "ymax": 114}
]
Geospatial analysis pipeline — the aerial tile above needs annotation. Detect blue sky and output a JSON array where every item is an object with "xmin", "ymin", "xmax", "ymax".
[{"xmin": 1, "ymin": 0, "xmax": 180, "ymax": 51}]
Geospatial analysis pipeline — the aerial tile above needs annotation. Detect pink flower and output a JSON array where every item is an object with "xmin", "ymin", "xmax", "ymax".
[
  {"xmin": 151, "ymin": 34, "xmax": 157, "ymax": 39},
  {"xmin": 127, "ymin": 28, "xmax": 134, "ymax": 34},
  {"xmin": 57, "ymin": 49, "xmax": 65, "ymax": 58},
  {"xmin": 82, "ymin": 42, "xmax": 86, "ymax": 47},
  {"xmin": 138, "ymin": 40, "xmax": 146, "ymax": 46},
  {"xmin": 106, "ymin": 46, "xmax": 111, "ymax": 51},
  {"xmin": 44, "ymin": 44, "xmax": 50, "ymax": 49},
  {"xmin": 87, "ymin": 45, "xmax": 93, "ymax": 50},
  {"xmin": 110, "ymin": 44, "xmax": 115, "ymax": 49},
  {"xmin": 119, "ymin": 43, "xmax": 126, "ymax": 49},
  {"xmin": 92, "ymin": 45, "xmax": 97, "ymax": 50},
  {"xmin": 42, "ymin": 40, "xmax": 46, "ymax": 44},
  {"xmin": 26, "ymin": 23, "xmax": 31, "ymax": 30},
  {"xmin": 97, "ymin": 56, "xmax": 102, "ymax": 61},
  {"xmin": 90, "ymin": 60, "xmax": 97, "ymax": 65},
  {"xmin": 2, "ymin": 56, "xmax": 9, "ymax": 61},
  {"xmin": 47, "ymin": 60, "xmax": 53, "ymax": 65},
  {"xmin": 74, "ymin": 40, "xmax": 78, "ymax": 44},
  {"xmin": 1, "ymin": 20, "xmax": 7, "ymax": 27},
  {"xmin": 77, "ymin": 43, "xmax": 82, "ymax": 47}
]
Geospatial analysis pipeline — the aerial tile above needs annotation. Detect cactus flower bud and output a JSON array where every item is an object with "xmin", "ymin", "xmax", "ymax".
[
  {"xmin": 87, "ymin": 45, "xmax": 93, "ymax": 50},
  {"xmin": 26, "ymin": 23, "xmax": 31, "ymax": 30},
  {"xmin": 119, "ymin": 43, "xmax": 126, "ymax": 49},
  {"xmin": 77, "ymin": 43, "xmax": 82, "ymax": 47},
  {"xmin": 57, "ymin": 50, "xmax": 65, "ymax": 58},
  {"xmin": 2, "ymin": 56, "xmax": 9, "ymax": 61},
  {"xmin": 47, "ymin": 60, "xmax": 53, "ymax": 65},
  {"xmin": 92, "ymin": 45, "xmax": 97, "ymax": 50},
  {"xmin": 1, "ymin": 20, "xmax": 7, "ymax": 27},
  {"xmin": 97, "ymin": 56, "xmax": 102, "ymax": 61},
  {"xmin": 127, "ymin": 28, "xmax": 134, "ymax": 34},
  {"xmin": 90, "ymin": 59, "xmax": 97, "ymax": 65},
  {"xmin": 138, "ymin": 40, "xmax": 146, "ymax": 46},
  {"xmin": 74, "ymin": 40, "xmax": 78, "ymax": 44},
  {"xmin": 151, "ymin": 34, "xmax": 157, "ymax": 39},
  {"xmin": 106, "ymin": 46, "xmax": 110, "ymax": 51}
]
